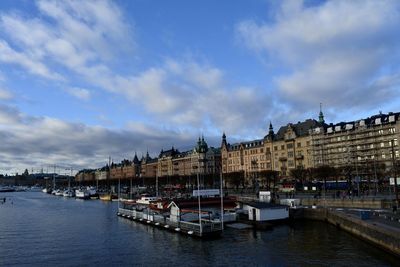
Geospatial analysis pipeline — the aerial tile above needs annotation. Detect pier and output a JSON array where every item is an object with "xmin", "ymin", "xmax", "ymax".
[{"xmin": 117, "ymin": 207, "xmax": 222, "ymax": 238}]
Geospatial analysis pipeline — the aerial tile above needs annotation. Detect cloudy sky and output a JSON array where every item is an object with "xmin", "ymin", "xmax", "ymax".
[{"xmin": 1, "ymin": 0, "xmax": 400, "ymax": 175}]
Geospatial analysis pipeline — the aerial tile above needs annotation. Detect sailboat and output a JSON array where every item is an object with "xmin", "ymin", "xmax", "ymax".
[{"xmin": 63, "ymin": 174, "xmax": 75, "ymax": 197}]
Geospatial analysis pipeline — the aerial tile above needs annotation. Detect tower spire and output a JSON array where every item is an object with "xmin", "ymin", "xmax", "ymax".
[{"xmin": 319, "ymin": 103, "xmax": 325, "ymax": 123}]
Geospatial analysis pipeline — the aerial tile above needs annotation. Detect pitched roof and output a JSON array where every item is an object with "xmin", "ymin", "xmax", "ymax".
[{"xmin": 275, "ymin": 119, "xmax": 322, "ymax": 140}]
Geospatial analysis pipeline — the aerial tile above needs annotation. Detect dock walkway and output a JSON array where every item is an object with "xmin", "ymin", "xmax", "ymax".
[{"xmin": 117, "ymin": 207, "xmax": 222, "ymax": 238}]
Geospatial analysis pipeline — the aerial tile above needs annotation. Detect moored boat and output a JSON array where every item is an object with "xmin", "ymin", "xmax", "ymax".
[
  {"xmin": 87, "ymin": 187, "xmax": 99, "ymax": 199},
  {"xmin": 75, "ymin": 188, "xmax": 90, "ymax": 199},
  {"xmin": 63, "ymin": 189, "xmax": 75, "ymax": 197},
  {"xmin": 99, "ymin": 193, "xmax": 118, "ymax": 201},
  {"xmin": 0, "ymin": 186, "xmax": 15, "ymax": 193},
  {"xmin": 54, "ymin": 189, "xmax": 64, "ymax": 196}
]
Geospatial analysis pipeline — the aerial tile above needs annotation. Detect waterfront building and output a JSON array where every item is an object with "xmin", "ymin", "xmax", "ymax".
[
  {"xmin": 140, "ymin": 152, "xmax": 158, "ymax": 179},
  {"xmin": 75, "ymin": 137, "xmax": 221, "ymax": 186},
  {"xmin": 311, "ymin": 112, "xmax": 400, "ymax": 176},
  {"xmin": 155, "ymin": 137, "xmax": 221, "ymax": 181},
  {"xmin": 75, "ymin": 169, "xmax": 95, "ymax": 182},
  {"xmin": 75, "ymin": 110, "xmax": 399, "ymax": 189},
  {"xmin": 95, "ymin": 167, "xmax": 108, "ymax": 181},
  {"xmin": 158, "ymin": 147, "xmax": 180, "ymax": 177},
  {"xmin": 221, "ymin": 119, "xmax": 321, "ymax": 185}
]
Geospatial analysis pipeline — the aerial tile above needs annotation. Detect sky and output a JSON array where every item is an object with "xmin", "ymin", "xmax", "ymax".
[{"xmin": 1, "ymin": 0, "xmax": 400, "ymax": 175}]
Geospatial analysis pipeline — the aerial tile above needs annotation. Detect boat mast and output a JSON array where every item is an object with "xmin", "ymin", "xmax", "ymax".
[
  {"xmin": 156, "ymin": 173, "xmax": 159, "ymax": 197},
  {"xmin": 53, "ymin": 165, "xmax": 56, "ymax": 190},
  {"xmin": 197, "ymin": 170, "xmax": 202, "ymax": 235},
  {"xmin": 220, "ymin": 167, "xmax": 224, "ymax": 230}
]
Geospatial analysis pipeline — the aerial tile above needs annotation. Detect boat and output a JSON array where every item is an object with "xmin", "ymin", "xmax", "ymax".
[
  {"xmin": 75, "ymin": 188, "xmax": 90, "ymax": 199},
  {"xmin": 0, "ymin": 186, "xmax": 15, "ymax": 193},
  {"xmin": 63, "ymin": 177, "xmax": 74, "ymax": 197},
  {"xmin": 136, "ymin": 194, "xmax": 158, "ymax": 205},
  {"xmin": 63, "ymin": 189, "xmax": 75, "ymax": 197},
  {"xmin": 87, "ymin": 187, "xmax": 99, "ymax": 199},
  {"xmin": 54, "ymin": 189, "xmax": 64, "ymax": 196},
  {"xmin": 29, "ymin": 186, "xmax": 43, "ymax": 192},
  {"xmin": 99, "ymin": 193, "xmax": 118, "ymax": 201},
  {"xmin": 42, "ymin": 188, "xmax": 49, "ymax": 193}
]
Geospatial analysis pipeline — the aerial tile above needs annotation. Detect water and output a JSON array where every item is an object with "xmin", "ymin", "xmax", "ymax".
[{"xmin": 0, "ymin": 192, "xmax": 397, "ymax": 267}]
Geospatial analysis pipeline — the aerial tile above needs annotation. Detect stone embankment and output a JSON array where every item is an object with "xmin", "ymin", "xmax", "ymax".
[
  {"xmin": 291, "ymin": 208, "xmax": 400, "ymax": 256},
  {"xmin": 300, "ymin": 197, "xmax": 394, "ymax": 209}
]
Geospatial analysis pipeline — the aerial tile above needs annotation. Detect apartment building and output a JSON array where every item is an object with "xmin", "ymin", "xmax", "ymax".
[
  {"xmin": 311, "ymin": 112, "xmax": 400, "ymax": 174},
  {"xmin": 221, "ymin": 119, "xmax": 321, "ymax": 183}
]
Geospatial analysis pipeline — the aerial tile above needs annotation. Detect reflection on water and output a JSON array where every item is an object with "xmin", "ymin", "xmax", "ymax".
[{"xmin": 0, "ymin": 192, "xmax": 397, "ymax": 267}]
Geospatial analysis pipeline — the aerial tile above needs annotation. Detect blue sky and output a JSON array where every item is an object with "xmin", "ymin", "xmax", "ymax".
[{"xmin": 0, "ymin": 0, "xmax": 400, "ymax": 175}]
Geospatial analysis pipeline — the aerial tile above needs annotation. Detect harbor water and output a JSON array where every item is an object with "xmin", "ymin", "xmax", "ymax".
[{"xmin": 0, "ymin": 192, "xmax": 397, "ymax": 266}]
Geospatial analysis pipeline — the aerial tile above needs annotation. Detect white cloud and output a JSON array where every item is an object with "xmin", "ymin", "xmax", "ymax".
[
  {"xmin": 0, "ymin": 88, "xmax": 13, "ymax": 100},
  {"xmin": 0, "ymin": 104, "xmax": 199, "ymax": 175},
  {"xmin": 113, "ymin": 59, "xmax": 272, "ymax": 135},
  {"xmin": 0, "ymin": 0, "xmax": 134, "ymax": 83},
  {"xmin": 237, "ymin": 0, "xmax": 400, "ymax": 113},
  {"xmin": 0, "ymin": 40, "xmax": 62, "ymax": 80},
  {"xmin": 0, "ymin": 0, "xmax": 276, "ymax": 141},
  {"xmin": 66, "ymin": 87, "xmax": 91, "ymax": 100}
]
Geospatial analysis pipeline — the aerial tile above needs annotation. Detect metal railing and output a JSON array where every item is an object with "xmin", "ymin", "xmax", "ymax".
[{"xmin": 118, "ymin": 207, "xmax": 222, "ymax": 235}]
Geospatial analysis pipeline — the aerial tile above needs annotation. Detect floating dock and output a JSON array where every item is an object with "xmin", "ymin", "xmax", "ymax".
[{"xmin": 117, "ymin": 207, "xmax": 222, "ymax": 238}]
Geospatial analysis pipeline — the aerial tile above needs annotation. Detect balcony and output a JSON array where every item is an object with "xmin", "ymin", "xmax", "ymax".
[
  {"xmin": 295, "ymin": 155, "xmax": 304, "ymax": 160},
  {"xmin": 279, "ymin": 156, "xmax": 287, "ymax": 161}
]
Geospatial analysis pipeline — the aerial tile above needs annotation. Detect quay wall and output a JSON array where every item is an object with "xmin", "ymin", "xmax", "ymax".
[
  {"xmin": 300, "ymin": 198, "xmax": 394, "ymax": 209},
  {"xmin": 291, "ymin": 208, "xmax": 400, "ymax": 256}
]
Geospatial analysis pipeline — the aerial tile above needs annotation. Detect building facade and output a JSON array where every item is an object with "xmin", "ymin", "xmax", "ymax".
[
  {"xmin": 311, "ymin": 112, "xmax": 400, "ymax": 175},
  {"xmin": 76, "ymin": 111, "xmax": 400, "ymax": 187},
  {"xmin": 221, "ymin": 119, "xmax": 321, "ymax": 184},
  {"xmin": 76, "ymin": 137, "xmax": 221, "ymax": 184}
]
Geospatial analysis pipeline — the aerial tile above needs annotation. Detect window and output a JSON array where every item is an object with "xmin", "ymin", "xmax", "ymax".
[
  {"xmin": 381, "ymin": 142, "xmax": 385, "ymax": 148},
  {"xmin": 287, "ymin": 143, "xmax": 293, "ymax": 149},
  {"xmin": 260, "ymin": 148, "xmax": 264, "ymax": 153},
  {"xmin": 288, "ymin": 160, "xmax": 294, "ymax": 167},
  {"xmin": 378, "ymin": 129, "xmax": 384, "ymax": 135},
  {"xmin": 288, "ymin": 151, "xmax": 294, "ymax": 158},
  {"xmin": 389, "ymin": 128, "xmax": 396, "ymax": 134},
  {"xmin": 306, "ymin": 141, "xmax": 310, "ymax": 146},
  {"xmin": 297, "ymin": 142, "xmax": 301, "ymax": 148},
  {"xmin": 382, "ymin": 153, "xmax": 386, "ymax": 159},
  {"xmin": 274, "ymin": 146, "xmax": 278, "ymax": 151},
  {"xmin": 281, "ymin": 145, "xmax": 284, "ymax": 150}
]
